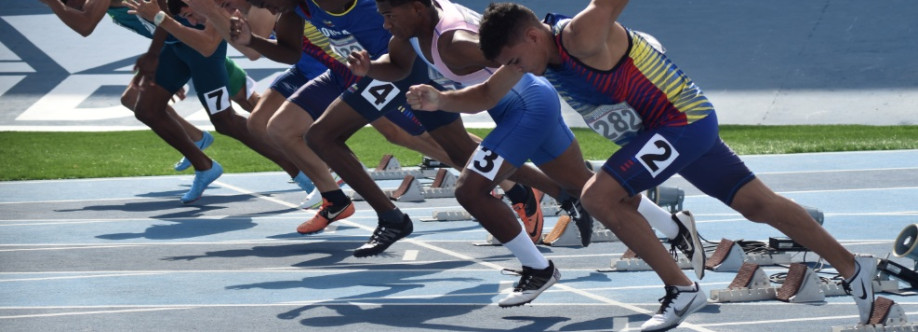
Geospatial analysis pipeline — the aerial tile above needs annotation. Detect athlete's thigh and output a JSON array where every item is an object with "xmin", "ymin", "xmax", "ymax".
[
  {"xmin": 181, "ymin": 42, "xmax": 233, "ymax": 117},
  {"xmin": 154, "ymin": 44, "xmax": 191, "ymax": 95},
  {"xmin": 482, "ymin": 76, "xmax": 569, "ymax": 167},
  {"xmin": 460, "ymin": 143, "xmax": 519, "ymax": 192},
  {"xmin": 287, "ymin": 70, "xmax": 345, "ymax": 121},
  {"xmin": 313, "ymin": 96, "xmax": 373, "ymax": 140},
  {"xmin": 679, "ymin": 136, "xmax": 756, "ymax": 205},
  {"xmin": 340, "ymin": 60, "xmax": 432, "ymax": 136}
]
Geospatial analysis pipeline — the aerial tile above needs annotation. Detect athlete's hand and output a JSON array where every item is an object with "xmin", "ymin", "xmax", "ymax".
[
  {"xmin": 229, "ymin": 10, "xmax": 252, "ymax": 46},
  {"xmin": 182, "ymin": 0, "xmax": 219, "ymax": 18},
  {"xmin": 172, "ymin": 87, "xmax": 187, "ymax": 103},
  {"xmin": 406, "ymin": 84, "xmax": 442, "ymax": 111},
  {"xmin": 346, "ymin": 50, "xmax": 371, "ymax": 77},
  {"xmin": 124, "ymin": 0, "xmax": 162, "ymax": 22}
]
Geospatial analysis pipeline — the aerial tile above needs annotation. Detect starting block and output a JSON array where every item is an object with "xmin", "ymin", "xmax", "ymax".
[
  {"xmin": 602, "ymin": 248, "xmax": 693, "ymax": 272},
  {"xmin": 542, "ymin": 214, "xmax": 617, "ymax": 247},
  {"xmin": 367, "ymin": 155, "xmax": 438, "ymax": 180},
  {"xmin": 832, "ymin": 297, "xmax": 918, "ymax": 332},
  {"xmin": 706, "ymin": 239, "xmax": 746, "ymax": 272},
  {"xmin": 710, "ymin": 262, "xmax": 826, "ymax": 303}
]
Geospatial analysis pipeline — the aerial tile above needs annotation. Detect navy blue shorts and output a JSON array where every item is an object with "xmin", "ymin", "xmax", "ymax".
[
  {"xmin": 341, "ymin": 58, "xmax": 458, "ymax": 133},
  {"xmin": 601, "ymin": 112, "xmax": 755, "ymax": 205},
  {"xmin": 289, "ymin": 69, "xmax": 427, "ymax": 136}
]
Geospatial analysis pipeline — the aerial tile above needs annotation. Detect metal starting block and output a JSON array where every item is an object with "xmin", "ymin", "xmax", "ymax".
[
  {"xmin": 832, "ymin": 297, "xmax": 918, "ymax": 332},
  {"xmin": 601, "ymin": 248, "xmax": 693, "ymax": 272},
  {"xmin": 367, "ymin": 155, "xmax": 439, "ymax": 180},
  {"xmin": 710, "ymin": 262, "xmax": 826, "ymax": 303},
  {"xmin": 710, "ymin": 261, "xmax": 902, "ymax": 303},
  {"xmin": 542, "ymin": 214, "xmax": 617, "ymax": 247}
]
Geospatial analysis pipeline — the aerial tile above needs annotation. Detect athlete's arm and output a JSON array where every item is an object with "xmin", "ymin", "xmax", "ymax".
[
  {"xmin": 348, "ymin": 37, "xmax": 417, "ymax": 81},
  {"xmin": 564, "ymin": 0, "xmax": 629, "ymax": 62},
  {"xmin": 126, "ymin": 0, "xmax": 224, "ymax": 56},
  {"xmin": 40, "ymin": 0, "xmax": 110, "ymax": 37},
  {"xmin": 406, "ymin": 65, "xmax": 523, "ymax": 114},
  {"xmin": 233, "ymin": 11, "xmax": 303, "ymax": 64},
  {"xmin": 184, "ymin": 0, "xmax": 272, "ymax": 60},
  {"xmin": 437, "ymin": 30, "xmax": 499, "ymax": 74}
]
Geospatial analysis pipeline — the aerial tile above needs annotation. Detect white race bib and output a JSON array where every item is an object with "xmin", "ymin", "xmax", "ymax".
[
  {"xmin": 329, "ymin": 35, "xmax": 365, "ymax": 60},
  {"xmin": 582, "ymin": 102, "xmax": 643, "ymax": 144},
  {"xmin": 467, "ymin": 145, "xmax": 503, "ymax": 181}
]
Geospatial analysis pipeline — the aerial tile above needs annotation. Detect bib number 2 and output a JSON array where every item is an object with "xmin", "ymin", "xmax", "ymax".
[{"xmin": 636, "ymin": 134, "xmax": 679, "ymax": 178}]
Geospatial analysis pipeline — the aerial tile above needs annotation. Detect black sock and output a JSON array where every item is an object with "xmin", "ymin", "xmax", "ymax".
[
  {"xmin": 504, "ymin": 184, "xmax": 531, "ymax": 205},
  {"xmin": 321, "ymin": 189, "xmax": 349, "ymax": 206},
  {"xmin": 379, "ymin": 208, "xmax": 404, "ymax": 225}
]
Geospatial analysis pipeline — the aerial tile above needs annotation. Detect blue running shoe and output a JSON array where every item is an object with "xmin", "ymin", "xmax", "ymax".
[
  {"xmin": 181, "ymin": 161, "xmax": 223, "ymax": 204},
  {"xmin": 174, "ymin": 131, "xmax": 214, "ymax": 171},
  {"xmin": 293, "ymin": 171, "xmax": 316, "ymax": 192}
]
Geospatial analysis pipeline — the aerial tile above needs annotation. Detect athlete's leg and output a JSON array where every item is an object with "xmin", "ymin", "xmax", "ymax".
[
  {"xmin": 266, "ymin": 100, "xmax": 339, "ymax": 192},
  {"xmin": 368, "ymin": 119, "xmax": 453, "ymax": 169},
  {"xmin": 122, "ymin": 74, "xmax": 206, "ymax": 143},
  {"xmin": 246, "ymin": 88, "xmax": 299, "ymax": 177},
  {"xmin": 134, "ymin": 76, "xmax": 213, "ymax": 171}
]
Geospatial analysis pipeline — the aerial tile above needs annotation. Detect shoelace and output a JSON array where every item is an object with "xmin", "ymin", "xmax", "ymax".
[
  {"xmin": 502, "ymin": 268, "xmax": 537, "ymax": 291},
  {"xmin": 656, "ymin": 285, "xmax": 680, "ymax": 314},
  {"xmin": 369, "ymin": 225, "xmax": 400, "ymax": 243}
]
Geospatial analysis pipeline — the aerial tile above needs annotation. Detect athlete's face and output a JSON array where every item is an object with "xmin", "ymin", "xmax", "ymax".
[
  {"xmin": 217, "ymin": 0, "xmax": 251, "ymax": 14},
  {"xmin": 376, "ymin": 1, "xmax": 423, "ymax": 40},
  {"xmin": 246, "ymin": 0, "xmax": 296, "ymax": 15},
  {"xmin": 494, "ymin": 33, "xmax": 548, "ymax": 75},
  {"xmin": 178, "ymin": 7, "xmax": 208, "ymax": 26}
]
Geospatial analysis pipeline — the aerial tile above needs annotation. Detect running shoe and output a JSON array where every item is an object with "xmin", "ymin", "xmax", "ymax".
[
  {"xmin": 174, "ymin": 131, "xmax": 214, "ymax": 171},
  {"xmin": 513, "ymin": 187, "xmax": 544, "ymax": 244},
  {"xmin": 180, "ymin": 160, "xmax": 223, "ymax": 204},
  {"xmin": 561, "ymin": 198, "xmax": 594, "ymax": 247},
  {"xmin": 670, "ymin": 211, "xmax": 706, "ymax": 280},
  {"xmin": 843, "ymin": 255, "xmax": 877, "ymax": 324},
  {"xmin": 353, "ymin": 214, "xmax": 413, "ymax": 257},
  {"xmin": 498, "ymin": 260, "xmax": 560, "ymax": 307},
  {"xmin": 296, "ymin": 198, "xmax": 354, "ymax": 234},
  {"xmin": 641, "ymin": 282, "xmax": 707, "ymax": 331}
]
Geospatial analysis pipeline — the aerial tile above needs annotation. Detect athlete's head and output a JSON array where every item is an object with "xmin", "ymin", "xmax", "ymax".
[
  {"xmin": 245, "ymin": 0, "xmax": 298, "ymax": 15},
  {"xmin": 167, "ymin": 0, "xmax": 208, "ymax": 26},
  {"xmin": 375, "ymin": 0, "xmax": 432, "ymax": 40},
  {"xmin": 480, "ymin": 3, "xmax": 550, "ymax": 74},
  {"xmin": 216, "ymin": 0, "xmax": 253, "ymax": 14},
  {"xmin": 61, "ymin": 0, "xmax": 87, "ymax": 10}
]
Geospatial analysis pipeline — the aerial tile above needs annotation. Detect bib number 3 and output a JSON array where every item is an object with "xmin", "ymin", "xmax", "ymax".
[
  {"xmin": 636, "ymin": 134, "xmax": 679, "ymax": 178},
  {"xmin": 469, "ymin": 145, "xmax": 503, "ymax": 181}
]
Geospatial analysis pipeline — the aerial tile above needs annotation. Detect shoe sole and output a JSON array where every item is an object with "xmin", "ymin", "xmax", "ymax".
[
  {"xmin": 497, "ymin": 274, "xmax": 558, "ymax": 308},
  {"xmin": 353, "ymin": 222, "xmax": 413, "ymax": 257},
  {"xmin": 679, "ymin": 211, "xmax": 706, "ymax": 280}
]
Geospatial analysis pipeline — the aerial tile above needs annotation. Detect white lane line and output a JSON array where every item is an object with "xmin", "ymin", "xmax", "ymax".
[
  {"xmin": 0, "ymin": 272, "xmax": 164, "ymax": 283},
  {"xmin": 0, "ymin": 244, "xmax": 140, "ymax": 253},
  {"xmin": 402, "ymin": 250, "xmax": 418, "ymax": 261},
  {"xmin": 0, "ymin": 307, "xmax": 188, "ymax": 320}
]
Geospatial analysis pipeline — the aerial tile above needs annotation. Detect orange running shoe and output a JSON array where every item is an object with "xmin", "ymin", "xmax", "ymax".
[
  {"xmin": 512, "ymin": 187, "xmax": 544, "ymax": 244},
  {"xmin": 296, "ymin": 198, "xmax": 354, "ymax": 234}
]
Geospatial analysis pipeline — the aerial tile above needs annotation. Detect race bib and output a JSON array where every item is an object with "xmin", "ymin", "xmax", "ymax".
[
  {"xmin": 329, "ymin": 35, "xmax": 365, "ymax": 60},
  {"xmin": 582, "ymin": 102, "xmax": 643, "ymax": 144},
  {"xmin": 636, "ymin": 133, "xmax": 679, "ymax": 178},
  {"xmin": 203, "ymin": 86, "xmax": 230, "ymax": 114},
  {"xmin": 468, "ymin": 145, "xmax": 503, "ymax": 181},
  {"xmin": 359, "ymin": 79, "xmax": 400, "ymax": 111}
]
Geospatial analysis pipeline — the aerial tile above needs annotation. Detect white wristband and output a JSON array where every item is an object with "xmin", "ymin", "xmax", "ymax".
[{"xmin": 153, "ymin": 11, "xmax": 166, "ymax": 27}]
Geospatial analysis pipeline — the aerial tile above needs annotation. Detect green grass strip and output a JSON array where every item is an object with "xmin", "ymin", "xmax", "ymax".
[{"xmin": 1, "ymin": 125, "xmax": 915, "ymax": 181}]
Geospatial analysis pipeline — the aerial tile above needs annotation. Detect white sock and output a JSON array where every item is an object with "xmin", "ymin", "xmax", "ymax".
[
  {"xmin": 638, "ymin": 194, "xmax": 679, "ymax": 239},
  {"xmin": 502, "ymin": 231, "xmax": 549, "ymax": 270}
]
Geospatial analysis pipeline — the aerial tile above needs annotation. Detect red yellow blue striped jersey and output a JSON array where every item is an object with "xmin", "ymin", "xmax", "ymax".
[{"xmin": 542, "ymin": 13, "xmax": 713, "ymax": 145}]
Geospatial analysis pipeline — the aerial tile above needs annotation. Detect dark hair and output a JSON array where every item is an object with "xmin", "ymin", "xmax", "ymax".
[
  {"xmin": 479, "ymin": 2, "xmax": 538, "ymax": 61},
  {"xmin": 167, "ymin": 0, "xmax": 187, "ymax": 16},
  {"xmin": 374, "ymin": 0, "xmax": 431, "ymax": 7}
]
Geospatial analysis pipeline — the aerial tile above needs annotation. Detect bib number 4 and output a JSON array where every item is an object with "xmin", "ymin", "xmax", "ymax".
[{"xmin": 360, "ymin": 79, "xmax": 400, "ymax": 111}]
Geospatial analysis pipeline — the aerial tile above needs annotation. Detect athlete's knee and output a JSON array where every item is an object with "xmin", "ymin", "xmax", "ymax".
[{"xmin": 120, "ymin": 90, "xmax": 137, "ymax": 110}]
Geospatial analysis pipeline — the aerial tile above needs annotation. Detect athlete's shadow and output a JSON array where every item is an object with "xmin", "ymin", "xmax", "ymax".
[
  {"xmin": 95, "ymin": 215, "xmax": 257, "ymax": 240},
  {"xmin": 163, "ymin": 241, "xmax": 358, "ymax": 266}
]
